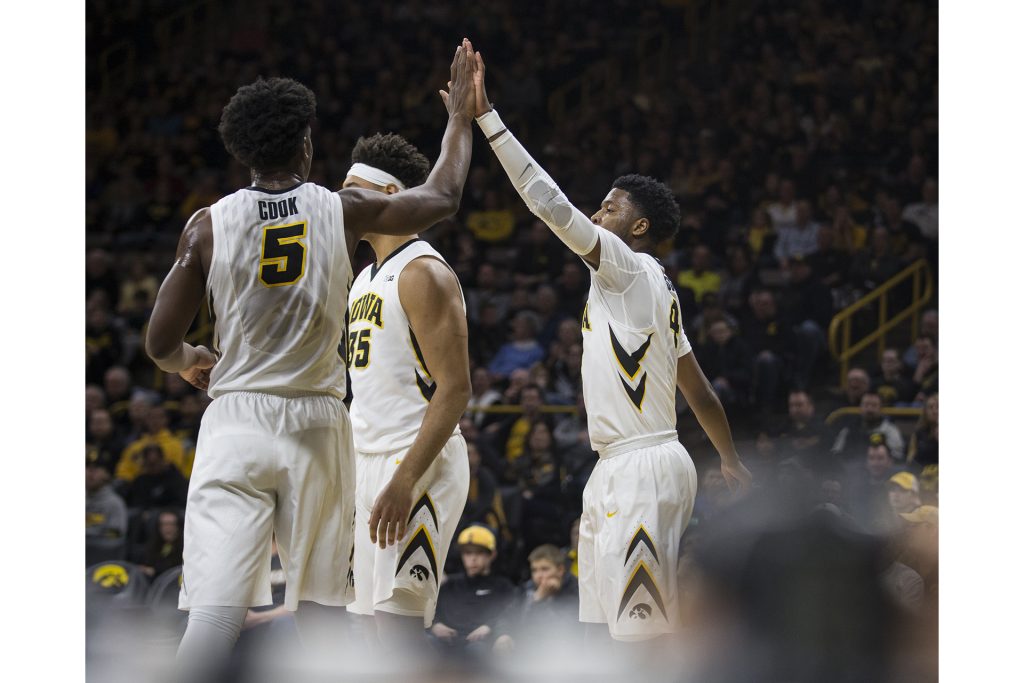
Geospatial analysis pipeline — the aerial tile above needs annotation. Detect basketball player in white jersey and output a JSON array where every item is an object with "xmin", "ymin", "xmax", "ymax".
[
  {"xmin": 144, "ymin": 41, "xmax": 479, "ymax": 679},
  {"xmin": 339, "ymin": 133, "xmax": 470, "ymax": 648},
  {"xmin": 464, "ymin": 45, "xmax": 752, "ymax": 643}
]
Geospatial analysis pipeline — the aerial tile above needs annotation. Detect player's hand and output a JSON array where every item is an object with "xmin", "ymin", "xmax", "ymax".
[
  {"xmin": 438, "ymin": 38, "xmax": 476, "ymax": 119},
  {"xmin": 721, "ymin": 456, "xmax": 753, "ymax": 495},
  {"xmin": 471, "ymin": 46, "xmax": 492, "ymax": 118},
  {"xmin": 431, "ymin": 622, "xmax": 458, "ymax": 641},
  {"xmin": 369, "ymin": 472, "xmax": 416, "ymax": 549},
  {"xmin": 465, "ymin": 624, "xmax": 492, "ymax": 642},
  {"xmin": 534, "ymin": 576, "xmax": 562, "ymax": 601},
  {"xmin": 180, "ymin": 345, "xmax": 217, "ymax": 392},
  {"xmin": 493, "ymin": 634, "xmax": 515, "ymax": 653}
]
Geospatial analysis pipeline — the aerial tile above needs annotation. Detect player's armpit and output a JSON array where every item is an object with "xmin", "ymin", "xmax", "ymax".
[{"xmin": 146, "ymin": 209, "xmax": 212, "ymax": 369}]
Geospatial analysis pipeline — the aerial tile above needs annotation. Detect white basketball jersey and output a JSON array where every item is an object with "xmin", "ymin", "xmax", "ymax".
[
  {"xmin": 348, "ymin": 239, "xmax": 465, "ymax": 453},
  {"xmin": 205, "ymin": 183, "xmax": 351, "ymax": 398},
  {"xmin": 580, "ymin": 230, "xmax": 692, "ymax": 453}
]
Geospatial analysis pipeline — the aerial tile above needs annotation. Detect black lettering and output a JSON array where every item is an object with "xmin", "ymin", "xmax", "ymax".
[
  {"xmin": 277, "ymin": 199, "xmax": 288, "ymax": 218},
  {"xmin": 288, "ymin": 197, "xmax": 298, "ymax": 215},
  {"xmin": 258, "ymin": 201, "xmax": 268, "ymax": 220},
  {"xmin": 267, "ymin": 201, "xmax": 279, "ymax": 220}
]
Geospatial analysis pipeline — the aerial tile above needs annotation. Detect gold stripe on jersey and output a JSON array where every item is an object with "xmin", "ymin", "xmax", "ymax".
[
  {"xmin": 610, "ymin": 329, "xmax": 652, "ymax": 380},
  {"xmin": 409, "ymin": 328, "xmax": 436, "ymax": 401},
  {"xmin": 349, "ymin": 291, "xmax": 385, "ymax": 328},
  {"xmin": 582, "ymin": 302, "xmax": 591, "ymax": 331},
  {"xmin": 669, "ymin": 299, "xmax": 681, "ymax": 348},
  {"xmin": 395, "ymin": 524, "xmax": 439, "ymax": 585},
  {"xmin": 616, "ymin": 560, "xmax": 667, "ymax": 622}
]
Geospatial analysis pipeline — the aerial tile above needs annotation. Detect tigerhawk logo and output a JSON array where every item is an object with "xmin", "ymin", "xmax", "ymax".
[{"xmin": 92, "ymin": 564, "xmax": 129, "ymax": 589}]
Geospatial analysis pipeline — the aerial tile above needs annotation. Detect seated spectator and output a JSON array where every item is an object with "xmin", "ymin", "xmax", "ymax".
[
  {"xmin": 86, "ymin": 297, "xmax": 123, "ymax": 385},
  {"xmin": 898, "ymin": 505, "xmax": 939, "ymax": 612},
  {"xmin": 887, "ymin": 472, "xmax": 922, "ymax": 516},
  {"xmin": 485, "ymin": 383, "xmax": 545, "ymax": 482},
  {"xmin": 103, "ymin": 365, "xmax": 134, "ymax": 431},
  {"xmin": 689, "ymin": 293, "xmax": 740, "ymax": 347},
  {"xmin": 849, "ymin": 227, "xmax": 901, "ymax": 292},
  {"xmin": 910, "ymin": 336, "xmax": 939, "ymax": 402},
  {"xmin": 469, "ymin": 302, "xmax": 508, "ymax": 366},
  {"xmin": 773, "ymin": 200, "xmax": 821, "ymax": 267},
  {"xmin": 880, "ymin": 535, "xmax": 925, "ymax": 616},
  {"xmin": 512, "ymin": 221, "xmax": 566, "ymax": 289},
  {"xmin": 831, "ymin": 392, "xmax": 905, "ymax": 461},
  {"xmin": 742, "ymin": 289, "xmax": 796, "ymax": 413},
  {"xmin": 548, "ymin": 341, "xmax": 583, "ymax": 404},
  {"xmin": 86, "ymin": 384, "xmax": 106, "ymax": 425},
  {"xmin": 846, "ymin": 434, "xmax": 898, "ymax": 533},
  {"xmin": 746, "ymin": 206, "xmax": 776, "ymax": 263},
  {"xmin": 487, "ymin": 312, "xmax": 545, "ymax": 380},
  {"xmin": 87, "ymin": 408, "xmax": 125, "ymax": 475},
  {"xmin": 459, "ymin": 442, "xmax": 508, "ymax": 546},
  {"xmin": 776, "ymin": 390, "xmax": 833, "ymax": 468},
  {"xmin": 766, "ymin": 179, "xmax": 798, "ymax": 235},
  {"xmin": 842, "ymin": 367, "xmax": 872, "ymax": 408},
  {"xmin": 431, "ymin": 526, "xmax": 516, "ymax": 656},
  {"xmin": 124, "ymin": 444, "xmax": 189, "ymax": 511},
  {"xmin": 719, "ymin": 245, "xmax": 758, "ymax": 315},
  {"xmin": 532, "ymin": 284, "xmax": 568, "ymax": 349},
  {"xmin": 116, "ymin": 404, "xmax": 189, "ymax": 483},
  {"xmin": 907, "ymin": 393, "xmax": 939, "ymax": 467},
  {"xmin": 467, "ymin": 367, "xmax": 502, "ymax": 429},
  {"xmin": 779, "ymin": 257, "xmax": 831, "ymax": 387},
  {"xmin": 901, "ymin": 178, "xmax": 938, "ymax": 242},
  {"xmin": 138, "ymin": 508, "xmax": 184, "ymax": 578},
  {"xmin": 86, "ymin": 454, "xmax": 127, "ymax": 564},
  {"xmin": 466, "ymin": 189, "xmax": 515, "ymax": 242},
  {"xmin": 902, "ymin": 309, "xmax": 938, "ymax": 370},
  {"xmin": 695, "ymin": 319, "xmax": 753, "ymax": 409},
  {"xmin": 872, "ymin": 348, "xmax": 916, "ymax": 406},
  {"xmin": 514, "ymin": 421, "xmax": 567, "ymax": 550},
  {"xmin": 493, "ymin": 544, "xmax": 582, "ymax": 653},
  {"xmin": 677, "ymin": 244, "xmax": 721, "ymax": 303}
]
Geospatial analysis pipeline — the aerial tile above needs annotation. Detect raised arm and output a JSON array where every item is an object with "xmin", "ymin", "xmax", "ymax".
[
  {"xmin": 145, "ymin": 209, "xmax": 217, "ymax": 388},
  {"xmin": 340, "ymin": 40, "xmax": 477, "ymax": 248},
  {"xmin": 676, "ymin": 351, "xmax": 753, "ymax": 493},
  {"xmin": 368, "ymin": 257, "xmax": 471, "ymax": 547},
  {"xmin": 467, "ymin": 50, "xmax": 604, "ymax": 271}
]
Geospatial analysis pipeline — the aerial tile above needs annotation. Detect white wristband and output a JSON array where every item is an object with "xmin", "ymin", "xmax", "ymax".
[{"xmin": 475, "ymin": 109, "xmax": 505, "ymax": 139}]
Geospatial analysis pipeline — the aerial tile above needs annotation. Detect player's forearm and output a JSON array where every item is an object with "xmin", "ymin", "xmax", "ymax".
[
  {"xmin": 476, "ymin": 110, "xmax": 599, "ymax": 256},
  {"xmin": 680, "ymin": 375, "xmax": 741, "ymax": 462},
  {"xmin": 147, "ymin": 340, "xmax": 201, "ymax": 374},
  {"xmin": 390, "ymin": 382, "xmax": 471, "ymax": 489},
  {"xmin": 425, "ymin": 112, "xmax": 474, "ymax": 212}
]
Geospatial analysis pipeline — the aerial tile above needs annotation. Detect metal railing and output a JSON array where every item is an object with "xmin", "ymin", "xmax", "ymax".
[
  {"xmin": 825, "ymin": 406, "xmax": 922, "ymax": 426},
  {"xmin": 828, "ymin": 259, "xmax": 934, "ymax": 388}
]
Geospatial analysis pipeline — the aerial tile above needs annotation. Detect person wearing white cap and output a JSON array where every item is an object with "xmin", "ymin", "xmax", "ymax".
[{"xmin": 342, "ymin": 132, "xmax": 472, "ymax": 649}]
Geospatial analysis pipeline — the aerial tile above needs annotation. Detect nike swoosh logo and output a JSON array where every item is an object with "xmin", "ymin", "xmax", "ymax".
[
  {"xmin": 475, "ymin": 589, "xmax": 491, "ymax": 596},
  {"xmin": 395, "ymin": 458, "xmax": 402, "ymax": 465},
  {"xmin": 606, "ymin": 511, "xmax": 618, "ymax": 518}
]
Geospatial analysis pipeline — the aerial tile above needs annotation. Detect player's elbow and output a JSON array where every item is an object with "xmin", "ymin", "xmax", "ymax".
[
  {"xmin": 439, "ymin": 373, "xmax": 472, "ymax": 410},
  {"xmin": 144, "ymin": 328, "xmax": 175, "ymax": 365}
]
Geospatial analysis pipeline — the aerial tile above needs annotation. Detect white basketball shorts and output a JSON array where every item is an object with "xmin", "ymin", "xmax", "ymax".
[
  {"xmin": 347, "ymin": 433, "xmax": 469, "ymax": 626},
  {"xmin": 179, "ymin": 391, "xmax": 356, "ymax": 611},
  {"xmin": 578, "ymin": 437, "xmax": 698, "ymax": 641}
]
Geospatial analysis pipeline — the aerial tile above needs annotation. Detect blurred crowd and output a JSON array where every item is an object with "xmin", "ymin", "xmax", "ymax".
[{"xmin": 87, "ymin": 0, "xmax": 938, "ymax": 679}]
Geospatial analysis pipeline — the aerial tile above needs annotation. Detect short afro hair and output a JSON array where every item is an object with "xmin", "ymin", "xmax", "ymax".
[
  {"xmin": 351, "ymin": 133, "xmax": 431, "ymax": 188},
  {"xmin": 218, "ymin": 77, "xmax": 316, "ymax": 171},
  {"xmin": 611, "ymin": 174, "xmax": 682, "ymax": 244}
]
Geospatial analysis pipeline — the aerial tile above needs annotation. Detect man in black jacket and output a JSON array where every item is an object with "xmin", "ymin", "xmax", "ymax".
[{"xmin": 430, "ymin": 525, "xmax": 516, "ymax": 657}]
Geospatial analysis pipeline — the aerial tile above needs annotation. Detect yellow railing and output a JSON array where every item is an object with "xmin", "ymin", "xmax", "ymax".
[
  {"xmin": 825, "ymin": 406, "xmax": 922, "ymax": 426},
  {"xmin": 465, "ymin": 404, "xmax": 577, "ymax": 415},
  {"xmin": 828, "ymin": 259, "xmax": 933, "ymax": 387}
]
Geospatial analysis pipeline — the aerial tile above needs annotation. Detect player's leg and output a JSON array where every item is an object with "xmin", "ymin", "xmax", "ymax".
[
  {"xmin": 176, "ymin": 394, "xmax": 278, "ymax": 680},
  {"xmin": 273, "ymin": 394, "xmax": 355, "ymax": 656}
]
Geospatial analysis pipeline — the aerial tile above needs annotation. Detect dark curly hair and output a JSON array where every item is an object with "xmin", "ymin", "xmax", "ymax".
[
  {"xmin": 351, "ymin": 133, "xmax": 431, "ymax": 188},
  {"xmin": 611, "ymin": 174, "xmax": 682, "ymax": 244},
  {"xmin": 218, "ymin": 77, "xmax": 316, "ymax": 171}
]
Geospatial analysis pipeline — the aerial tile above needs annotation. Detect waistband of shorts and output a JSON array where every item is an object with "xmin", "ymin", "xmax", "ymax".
[
  {"xmin": 596, "ymin": 431, "xmax": 679, "ymax": 460},
  {"xmin": 215, "ymin": 389, "xmax": 343, "ymax": 401}
]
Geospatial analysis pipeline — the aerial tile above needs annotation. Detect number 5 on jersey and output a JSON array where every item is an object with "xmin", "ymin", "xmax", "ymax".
[
  {"xmin": 259, "ymin": 222, "xmax": 307, "ymax": 287},
  {"xmin": 348, "ymin": 329, "xmax": 371, "ymax": 369}
]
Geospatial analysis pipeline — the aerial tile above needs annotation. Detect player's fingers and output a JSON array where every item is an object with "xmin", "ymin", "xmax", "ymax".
[
  {"xmin": 439, "ymin": 90, "xmax": 449, "ymax": 107},
  {"xmin": 369, "ymin": 507, "xmax": 381, "ymax": 544},
  {"xmin": 395, "ymin": 518, "xmax": 406, "ymax": 544}
]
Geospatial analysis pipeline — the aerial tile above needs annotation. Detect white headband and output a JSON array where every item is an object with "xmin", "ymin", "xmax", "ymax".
[{"xmin": 347, "ymin": 163, "xmax": 407, "ymax": 191}]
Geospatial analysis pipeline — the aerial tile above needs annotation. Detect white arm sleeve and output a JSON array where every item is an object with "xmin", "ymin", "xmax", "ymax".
[{"xmin": 480, "ymin": 110, "xmax": 599, "ymax": 256}]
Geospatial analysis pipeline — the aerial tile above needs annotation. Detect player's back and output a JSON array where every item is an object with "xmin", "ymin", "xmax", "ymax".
[
  {"xmin": 581, "ymin": 231, "xmax": 689, "ymax": 454},
  {"xmin": 206, "ymin": 182, "xmax": 351, "ymax": 398}
]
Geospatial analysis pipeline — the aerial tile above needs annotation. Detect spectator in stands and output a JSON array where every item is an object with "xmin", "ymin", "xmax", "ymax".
[
  {"xmin": 773, "ymin": 200, "xmax": 821, "ymax": 267},
  {"xmin": 777, "ymin": 390, "xmax": 832, "ymax": 468},
  {"xmin": 467, "ymin": 367, "xmax": 502, "ymax": 429},
  {"xmin": 695, "ymin": 318, "xmax": 753, "ymax": 410},
  {"xmin": 431, "ymin": 526, "xmax": 516, "ymax": 655},
  {"xmin": 903, "ymin": 310, "xmax": 938, "ymax": 369},
  {"xmin": 554, "ymin": 392, "xmax": 590, "ymax": 453},
  {"xmin": 677, "ymin": 244, "xmax": 721, "ymax": 303},
  {"xmin": 719, "ymin": 245, "xmax": 757, "ymax": 315},
  {"xmin": 138, "ymin": 508, "xmax": 184, "ymax": 578},
  {"xmin": 460, "ymin": 442, "xmax": 507, "ymax": 546},
  {"xmin": 487, "ymin": 383, "xmax": 545, "ymax": 482},
  {"xmin": 873, "ymin": 348, "xmax": 916, "ymax": 406},
  {"xmin": 86, "ymin": 454, "xmax": 127, "ymax": 561},
  {"xmin": 555, "ymin": 262, "xmax": 589, "ymax": 317},
  {"xmin": 514, "ymin": 421, "xmax": 566, "ymax": 550},
  {"xmin": 832, "ymin": 391, "xmax": 905, "ymax": 461},
  {"xmin": 902, "ymin": 178, "xmax": 938, "ymax": 243},
  {"xmin": 469, "ymin": 301, "xmax": 508, "ymax": 368},
  {"xmin": 117, "ymin": 259, "xmax": 159, "ymax": 316},
  {"xmin": 888, "ymin": 472, "xmax": 922, "ymax": 516},
  {"xmin": 821, "ymin": 478, "xmax": 845, "ymax": 512},
  {"xmin": 807, "ymin": 223, "xmax": 850, "ymax": 291},
  {"xmin": 513, "ymin": 220, "xmax": 566, "ymax": 289},
  {"xmin": 124, "ymin": 444, "xmax": 189, "ymax": 511},
  {"xmin": 907, "ymin": 393, "xmax": 939, "ymax": 468},
  {"xmin": 466, "ymin": 263, "xmax": 510, "ymax": 323},
  {"xmin": 86, "ymin": 299, "xmax": 123, "ymax": 385},
  {"xmin": 102, "ymin": 365, "xmax": 133, "ymax": 431},
  {"xmin": 844, "ymin": 367, "xmax": 872, "ymax": 408},
  {"xmin": 85, "ymin": 247, "xmax": 120, "ymax": 307},
  {"xmin": 746, "ymin": 206, "xmax": 776, "ymax": 265},
  {"xmin": 911, "ymin": 336, "xmax": 939, "ymax": 402},
  {"xmin": 116, "ymin": 404, "xmax": 189, "ymax": 482},
  {"xmin": 532, "ymin": 284, "xmax": 568, "ymax": 349},
  {"xmin": 898, "ymin": 505, "xmax": 939, "ymax": 611},
  {"xmin": 780, "ymin": 257, "xmax": 831, "ymax": 386},
  {"xmin": 743, "ymin": 289, "xmax": 795, "ymax": 414},
  {"xmin": 87, "ymin": 408, "xmax": 125, "ymax": 475},
  {"xmin": 846, "ymin": 434, "xmax": 899, "ymax": 534},
  {"xmin": 549, "ymin": 341, "xmax": 583, "ymax": 404},
  {"xmin": 766, "ymin": 178, "xmax": 798, "ymax": 235},
  {"xmin": 487, "ymin": 311, "xmax": 545, "ymax": 380},
  {"xmin": 692, "ymin": 468, "xmax": 733, "ymax": 527},
  {"xmin": 880, "ymin": 535, "xmax": 925, "ymax": 616},
  {"xmin": 849, "ymin": 227, "xmax": 901, "ymax": 292},
  {"xmin": 493, "ymin": 544, "xmax": 582, "ymax": 653}
]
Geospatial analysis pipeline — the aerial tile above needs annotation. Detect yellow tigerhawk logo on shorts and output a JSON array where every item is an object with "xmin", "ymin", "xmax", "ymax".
[{"xmin": 92, "ymin": 564, "xmax": 129, "ymax": 589}]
